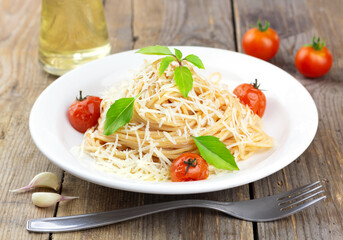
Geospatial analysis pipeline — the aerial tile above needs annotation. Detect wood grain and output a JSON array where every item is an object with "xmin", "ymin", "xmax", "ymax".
[
  {"xmin": 0, "ymin": 0, "xmax": 62, "ymax": 240},
  {"xmin": 54, "ymin": 0, "xmax": 253, "ymax": 239},
  {"xmin": 234, "ymin": 0, "xmax": 343, "ymax": 239},
  {"xmin": 104, "ymin": 0, "xmax": 134, "ymax": 52},
  {"xmin": 133, "ymin": 0, "xmax": 235, "ymax": 50}
]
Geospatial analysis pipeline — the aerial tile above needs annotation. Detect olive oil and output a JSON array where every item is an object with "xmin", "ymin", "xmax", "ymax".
[{"xmin": 39, "ymin": 0, "xmax": 111, "ymax": 75}]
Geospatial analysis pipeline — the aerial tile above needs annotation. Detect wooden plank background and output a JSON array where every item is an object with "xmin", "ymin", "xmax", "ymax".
[{"xmin": 0, "ymin": 0, "xmax": 342, "ymax": 239}]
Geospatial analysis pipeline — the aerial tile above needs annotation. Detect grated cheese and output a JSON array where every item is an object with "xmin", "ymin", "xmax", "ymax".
[{"xmin": 163, "ymin": 131, "xmax": 177, "ymax": 145}]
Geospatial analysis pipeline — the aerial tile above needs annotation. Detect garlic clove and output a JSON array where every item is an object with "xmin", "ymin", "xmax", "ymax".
[
  {"xmin": 32, "ymin": 172, "xmax": 60, "ymax": 190},
  {"xmin": 32, "ymin": 192, "xmax": 79, "ymax": 208},
  {"xmin": 32, "ymin": 192, "xmax": 61, "ymax": 208},
  {"xmin": 10, "ymin": 172, "xmax": 60, "ymax": 193}
]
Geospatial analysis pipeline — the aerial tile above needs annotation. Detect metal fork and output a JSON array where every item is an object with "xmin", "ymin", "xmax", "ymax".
[{"xmin": 27, "ymin": 181, "xmax": 325, "ymax": 232}]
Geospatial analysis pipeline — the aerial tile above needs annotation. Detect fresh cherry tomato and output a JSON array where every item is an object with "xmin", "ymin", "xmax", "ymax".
[
  {"xmin": 295, "ymin": 37, "xmax": 333, "ymax": 78},
  {"xmin": 170, "ymin": 153, "xmax": 209, "ymax": 182},
  {"xmin": 242, "ymin": 20, "xmax": 279, "ymax": 61},
  {"xmin": 233, "ymin": 79, "xmax": 266, "ymax": 118},
  {"xmin": 68, "ymin": 91, "xmax": 102, "ymax": 133}
]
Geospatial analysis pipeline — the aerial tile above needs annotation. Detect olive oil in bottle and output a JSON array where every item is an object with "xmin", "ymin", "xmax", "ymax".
[{"xmin": 39, "ymin": 0, "xmax": 111, "ymax": 76}]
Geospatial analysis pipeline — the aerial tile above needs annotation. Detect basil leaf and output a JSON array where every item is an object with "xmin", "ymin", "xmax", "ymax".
[
  {"xmin": 174, "ymin": 48, "xmax": 182, "ymax": 61},
  {"xmin": 136, "ymin": 45, "xmax": 205, "ymax": 98},
  {"xmin": 191, "ymin": 136, "xmax": 239, "ymax": 170},
  {"xmin": 184, "ymin": 54, "xmax": 205, "ymax": 69},
  {"xmin": 136, "ymin": 45, "xmax": 173, "ymax": 55},
  {"xmin": 159, "ymin": 56, "xmax": 175, "ymax": 76},
  {"xmin": 174, "ymin": 66, "xmax": 193, "ymax": 98},
  {"xmin": 103, "ymin": 97, "xmax": 135, "ymax": 135}
]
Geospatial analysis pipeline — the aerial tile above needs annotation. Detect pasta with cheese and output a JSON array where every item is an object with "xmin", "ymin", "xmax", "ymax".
[{"xmin": 82, "ymin": 59, "xmax": 273, "ymax": 181}]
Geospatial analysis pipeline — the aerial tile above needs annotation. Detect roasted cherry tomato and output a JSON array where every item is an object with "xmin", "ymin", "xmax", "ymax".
[
  {"xmin": 68, "ymin": 91, "xmax": 102, "ymax": 133},
  {"xmin": 295, "ymin": 37, "xmax": 333, "ymax": 78},
  {"xmin": 233, "ymin": 79, "xmax": 266, "ymax": 118},
  {"xmin": 170, "ymin": 153, "xmax": 209, "ymax": 182},
  {"xmin": 242, "ymin": 20, "xmax": 279, "ymax": 61}
]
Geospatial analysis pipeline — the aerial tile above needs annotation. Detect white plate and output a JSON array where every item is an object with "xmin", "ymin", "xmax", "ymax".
[{"xmin": 30, "ymin": 47, "xmax": 318, "ymax": 194}]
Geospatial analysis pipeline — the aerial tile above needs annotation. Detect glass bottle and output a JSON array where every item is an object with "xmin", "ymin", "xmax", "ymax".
[{"xmin": 39, "ymin": 0, "xmax": 111, "ymax": 76}]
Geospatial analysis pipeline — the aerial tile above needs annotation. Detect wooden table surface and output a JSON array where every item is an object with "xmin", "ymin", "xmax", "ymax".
[{"xmin": 1, "ymin": 0, "xmax": 342, "ymax": 239}]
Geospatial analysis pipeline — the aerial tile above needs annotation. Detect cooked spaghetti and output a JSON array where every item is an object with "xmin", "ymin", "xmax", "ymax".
[{"xmin": 82, "ymin": 59, "xmax": 273, "ymax": 181}]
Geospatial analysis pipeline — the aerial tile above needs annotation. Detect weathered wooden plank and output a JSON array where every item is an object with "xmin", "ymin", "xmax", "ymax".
[
  {"xmin": 0, "ymin": 0, "xmax": 63, "ymax": 239},
  {"xmin": 105, "ymin": 0, "xmax": 134, "ymax": 52},
  {"xmin": 234, "ymin": 0, "xmax": 343, "ymax": 239},
  {"xmin": 133, "ymin": 0, "xmax": 235, "ymax": 50},
  {"xmin": 54, "ymin": 0, "xmax": 253, "ymax": 239}
]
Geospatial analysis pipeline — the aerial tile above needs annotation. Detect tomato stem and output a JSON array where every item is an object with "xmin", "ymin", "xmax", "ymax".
[
  {"xmin": 183, "ymin": 158, "xmax": 198, "ymax": 175},
  {"xmin": 251, "ymin": 79, "xmax": 261, "ymax": 89},
  {"xmin": 310, "ymin": 36, "xmax": 326, "ymax": 51},
  {"xmin": 257, "ymin": 20, "xmax": 270, "ymax": 32},
  {"xmin": 76, "ymin": 91, "xmax": 87, "ymax": 101}
]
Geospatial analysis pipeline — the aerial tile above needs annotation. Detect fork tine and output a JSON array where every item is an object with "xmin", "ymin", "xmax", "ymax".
[
  {"xmin": 280, "ymin": 190, "xmax": 325, "ymax": 210},
  {"xmin": 278, "ymin": 185, "xmax": 323, "ymax": 205},
  {"xmin": 279, "ymin": 195, "xmax": 326, "ymax": 217},
  {"xmin": 277, "ymin": 181, "xmax": 320, "ymax": 200}
]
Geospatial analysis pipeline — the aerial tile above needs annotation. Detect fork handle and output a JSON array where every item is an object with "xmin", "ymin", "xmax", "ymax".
[{"xmin": 27, "ymin": 200, "xmax": 229, "ymax": 232}]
